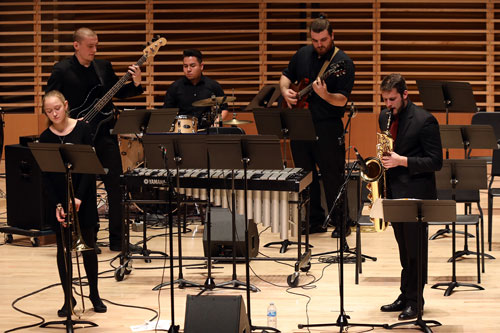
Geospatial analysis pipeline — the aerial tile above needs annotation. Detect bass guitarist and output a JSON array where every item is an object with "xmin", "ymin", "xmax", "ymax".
[
  {"xmin": 279, "ymin": 14, "xmax": 355, "ymax": 237},
  {"xmin": 46, "ymin": 27, "xmax": 144, "ymax": 252}
]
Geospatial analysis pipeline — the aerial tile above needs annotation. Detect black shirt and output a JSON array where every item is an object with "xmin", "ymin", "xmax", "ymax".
[
  {"xmin": 282, "ymin": 44, "xmax": 355, "ymax": 122},
  {"xmin": 39, "ymin": 121, "xmax": 99, "ymax": 229},
  {"xmin": 163, "ymin": 75, "xmax": 227, "ymax": 128}
]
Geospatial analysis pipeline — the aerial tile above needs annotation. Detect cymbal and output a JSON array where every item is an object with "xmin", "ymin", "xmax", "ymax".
[
  {"xmin": 192, "ymin": 96, "xmax": 236, "ymax": 107},
  {"xmin": 222, "ymin": 118, "xmax": 253, "ymax": 125}
]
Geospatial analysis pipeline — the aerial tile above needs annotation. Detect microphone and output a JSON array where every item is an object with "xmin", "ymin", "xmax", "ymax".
[{"xmin": 353, "ymin": 147, "xmax": 367, "ymax": 173}]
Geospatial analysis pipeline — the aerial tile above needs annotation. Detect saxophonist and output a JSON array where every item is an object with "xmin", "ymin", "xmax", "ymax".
[{"xmin": 378, "ymin": 74, "xmax": 442, "ymax": 320}]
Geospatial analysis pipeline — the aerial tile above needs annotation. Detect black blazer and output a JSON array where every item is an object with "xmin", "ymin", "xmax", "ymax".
[
  {"xmin": 379, "ymin": 101, "xmax": 443, "ymax": 200},
  {"xmin": 46, "ymin": 55, "xmax": 143, "ymax": 111}
]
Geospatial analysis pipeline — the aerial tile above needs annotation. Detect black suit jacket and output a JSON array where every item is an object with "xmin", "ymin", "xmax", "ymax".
[{"xmin": 379, "ymin": 100, "xmax": 443, "ymax": 200}]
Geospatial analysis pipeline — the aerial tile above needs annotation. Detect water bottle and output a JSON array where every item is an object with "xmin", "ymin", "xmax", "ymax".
[{"xmin": 267, "ymin": 302, "xmax": 277, "ymax": 328}]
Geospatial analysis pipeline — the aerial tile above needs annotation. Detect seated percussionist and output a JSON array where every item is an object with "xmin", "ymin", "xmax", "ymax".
[{"xmin": 163, "ymin": 49, "xmax": 229, "ymax": 130}]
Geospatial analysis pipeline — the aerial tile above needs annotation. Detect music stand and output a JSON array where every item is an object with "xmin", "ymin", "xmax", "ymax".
[
  {"xmin": 206, "ymin": 134, "xmax": 259, "ymax": 292},
  {"xmin": 30, "ymin": 143, "xmax": 104, "ymax": 332},
  {"xmin": 253, "ymin": 108, "xmax": 316, "ymax": 253},
  {"xmin": 241, "ymin": 135, "xmax": 298, "ymax": 333},
  {"xmin": 111, "ymin": 109, "xmax": 150, "ymax": 135},
  {"xmin": 416, "ymin": 80, "xmax": 477, "ymax": 125},
  {"xmin": 143, "ymin": 134, "xmax": 205, "ymax": 293},
  {"xmin": 253, "ymin": 108, "xmax": 317, "ymax": 166},
  {"xmin": 431, "ymin": 159, "xmax": 486, "ymax": 296},
  {"xmin": 373, "ymin": 199, "xmax": 455, "ymax": 333},
  {"xmin": 146, "ymin": 108, "xmax": 178, "ymax": 133}
]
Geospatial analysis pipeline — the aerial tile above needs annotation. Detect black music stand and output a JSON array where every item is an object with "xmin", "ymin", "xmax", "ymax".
[
  {"xmin": 253, "ymin": 108, "xmax": 316, "ymax": 253},
  {"xmin": 30, "ymin": 143, "xmax": 104, "ymax": 333},
  {"xmin": 111, "ymin": 108, "xmax": 178, "ymax": 135},
  {"xmin": 431, "ymin": 159, "xmax": 486, "ymax": 296},
  {"xmin": 144, "ymin": 134, "xmax": 205, "ymax": 292},
  {"xmin": 206, "ymin": 134, "xmax": 259, "ymax": 293},
  {"xmin": 376, "ymin": 199, "xmax": 455, "ymax": 333},
  {"xmin": 430, "ymin": 125, "xmax": 469, "ymax": 240},
  {"xmin": 253, "ymin": 107, "xmax": 317, "ymax": 167},
  {"xmin": 416, "ymin": 80, "xmax": 477, "ymax": 125},
  {"xmin": 146, "ymin": 108, "xmax": 178, "ymax": 133},
  {"xmin": 242, "ymin": 135, "xmax": 299, "ymax": 333},
  {"xmin": 111, "ymin": 109, "xmax": 150, "ymax": 135}
]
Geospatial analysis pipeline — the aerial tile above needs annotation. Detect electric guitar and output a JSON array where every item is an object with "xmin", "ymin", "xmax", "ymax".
[
  {"xmin": 69, "ymin": 36, "xmax": 167, "ymax": 140},
  {"xmin": 284, "ymin": 60, "xmax": 346, "ymax": 109}
]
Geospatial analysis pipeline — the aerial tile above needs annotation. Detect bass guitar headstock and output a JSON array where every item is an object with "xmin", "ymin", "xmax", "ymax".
[{"xmin": 143, "ymin": 36, "xmax": 167, "ymax": 59}]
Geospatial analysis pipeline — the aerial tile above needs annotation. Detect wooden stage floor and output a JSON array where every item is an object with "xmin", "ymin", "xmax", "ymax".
[{"xmin": 1, "ymin": 181, "xmax": 499, "ymax": 332}]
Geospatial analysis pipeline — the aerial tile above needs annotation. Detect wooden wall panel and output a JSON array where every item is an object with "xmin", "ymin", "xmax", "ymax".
[{"xmin": 1, "ymin": 0, "xmax": 499, "ymax": 157}]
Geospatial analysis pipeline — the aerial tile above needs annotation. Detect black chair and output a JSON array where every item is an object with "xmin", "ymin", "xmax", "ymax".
[
  {"xmin": 487, "ymin": 149, "xmax": 500, "ymax": 251},
  {"xmin": 471, "ymin": 111, "xmax": 500, "ymax": 146}
]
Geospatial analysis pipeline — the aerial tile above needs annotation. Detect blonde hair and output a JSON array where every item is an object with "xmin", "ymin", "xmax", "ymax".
[
  {"xmin": 73, "ymin": 27, "xmax": 97, "ymax": 43},
  {"xmin": 42, "ymin": 90, "xmax": 68, "ymax": 126}
]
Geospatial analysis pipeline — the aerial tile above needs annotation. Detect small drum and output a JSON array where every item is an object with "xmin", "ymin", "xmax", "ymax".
[
  {"xmin": 172, "ymin": 115, "xmax": 198, "ymax": 133},
  {"xmin": 118, "ymin": 134, "xmax": 144, "ymax": 173}
]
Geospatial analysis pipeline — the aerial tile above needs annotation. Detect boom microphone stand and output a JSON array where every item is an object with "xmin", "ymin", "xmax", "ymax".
[
  {"xmin": 312, "ymin": 104, "xmax": 376, "ymax": 263},
  {"xmin": 299, "ymin": 159, "xmax": 386, "ymax": 332}
]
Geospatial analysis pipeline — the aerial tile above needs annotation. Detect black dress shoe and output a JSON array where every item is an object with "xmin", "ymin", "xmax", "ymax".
[
  {"xmin": 331, "ymin": 226, "xmax": 352, "ymax": 238},
  {"xmin": 309, "ymin": 225, "xmax": 328, "ymax": 234},
  {"xmin": 380, "ymin": 298, "xmax": 406, "ymax": 312},
  {"xmin": 95, "ymin": 244, "xmax": 102, "ymax": 254},
  {"xmin": 91, "ymin": 298, "xmax": 107, "ymax": 313},
  {"xmin": 57, "ymin": 297, "xmax": 76, "ymax": 317},
  {"xmin": 398, "ymin": 305, "xmax": 418, "ymax": 320}
]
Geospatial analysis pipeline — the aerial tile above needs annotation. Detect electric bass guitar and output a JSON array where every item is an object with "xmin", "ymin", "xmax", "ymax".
[
  {"xmin": 284, "ymin": 60, "xmax": 346, "ymax": 109},
  {"xmin": 69, "ymin": 36, "xmax": 167, "ymax": 140}
]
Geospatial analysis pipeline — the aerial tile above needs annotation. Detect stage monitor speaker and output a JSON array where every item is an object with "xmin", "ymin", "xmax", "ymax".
[
  {"xmin": 6, "ymin": 144, "xmax": 51, "ymax": 231},
  {"xmin": 203, "ymin": 207, "xmax": 259, "ymax": 258},
  {"xmin": 184, "ymin": 295, "xmax": 250, "ymax": 333}
]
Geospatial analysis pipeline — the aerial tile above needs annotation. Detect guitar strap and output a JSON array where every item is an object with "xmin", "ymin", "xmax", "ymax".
[
  {"xmin": 317, "ymin": 46, "xmax": 339, "ymax": 79},
  {"xmin": 92, "ymin": 60, "xmax": 106, "ymax": 87}
]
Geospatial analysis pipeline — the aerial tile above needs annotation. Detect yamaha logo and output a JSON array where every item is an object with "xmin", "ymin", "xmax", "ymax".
[{"xmin": 143, "ymin": 178, "xmax": 166, "ymax": 186}]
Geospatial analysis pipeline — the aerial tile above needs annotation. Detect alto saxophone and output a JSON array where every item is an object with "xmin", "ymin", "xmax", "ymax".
[{"xmin": 360, "ymin": 110, "xmax": 394, "ymax": 231}]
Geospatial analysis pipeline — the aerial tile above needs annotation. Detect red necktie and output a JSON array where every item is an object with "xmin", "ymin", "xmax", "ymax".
[{"xmin": 389, "ymin": 116, "xmax": 398, "ymax": 140}]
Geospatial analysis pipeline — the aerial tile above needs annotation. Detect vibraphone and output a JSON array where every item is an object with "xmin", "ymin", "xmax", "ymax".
[
  {"xmin": 118, "ymin": 167, "xmax": 312, "ymax": 286},
  {"xmin": 125, "ymin": 167, "xmax": 311, "ymax": 240}
]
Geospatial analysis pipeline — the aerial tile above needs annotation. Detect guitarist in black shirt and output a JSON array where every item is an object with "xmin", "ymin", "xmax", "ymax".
[
  {"xmin": 46, "ymin": 27, "xmax": 144, "ymax": 252},
  {"xmin": 280, "ymin": 14, "xmax": 355, "ymax": 237}
]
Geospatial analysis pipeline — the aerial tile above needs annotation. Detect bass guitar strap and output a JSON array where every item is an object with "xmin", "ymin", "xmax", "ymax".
[
  {"xmin": 92, "ymin": 60, "xmax": 106, "ymax": 87},
  {"xmin": 317, "ymin": 46, "xmax": 339, "ymax": 80}
]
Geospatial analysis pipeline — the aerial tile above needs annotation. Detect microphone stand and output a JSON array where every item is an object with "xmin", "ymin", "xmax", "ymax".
[
  {"xmin": 311, "ymin": 103, "xmax": 376, "ymax": 263},
  {"xmin": 299, "ymin": 159, "xmax": 387, "ymax": 331},
  {"xmin": 160, "ymin": 146, "xmax": 180, "ymax": 333}
]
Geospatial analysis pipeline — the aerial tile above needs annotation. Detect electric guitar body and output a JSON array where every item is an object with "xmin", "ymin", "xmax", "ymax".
[{"xmin": 282, "ymin": 60, "xmax": 346, "ymax": 109}]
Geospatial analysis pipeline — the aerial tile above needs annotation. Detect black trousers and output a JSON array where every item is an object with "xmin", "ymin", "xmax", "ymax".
[
  {"xmin": 290, "ymin": 118, "xmax": 345, "ymax": 227},
  {"xmin": 94, "ymin": 133, "xmax": 123, "ymax": 247},
  {"xmin": 392, "ymin": 221, "xmax": 428, "ymax": 308}
]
